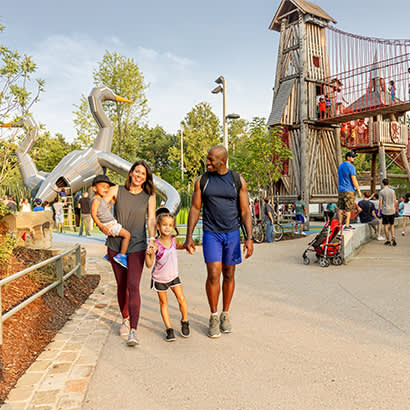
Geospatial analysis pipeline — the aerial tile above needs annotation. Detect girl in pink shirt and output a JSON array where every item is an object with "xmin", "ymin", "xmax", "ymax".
[{"xmin": 145, "ymin": 213, "xmax": 190, "ymax": 341}]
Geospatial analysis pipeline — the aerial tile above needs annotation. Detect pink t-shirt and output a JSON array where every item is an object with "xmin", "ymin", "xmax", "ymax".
[{"xmin": 151, "ymin": 236, "xmax": 178, "ymax": 283}]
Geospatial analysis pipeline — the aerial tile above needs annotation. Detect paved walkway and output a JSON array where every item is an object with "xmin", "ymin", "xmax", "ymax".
[{"xmin": 3, "ymin": 230, "xmax": 410, "ymax": 409}]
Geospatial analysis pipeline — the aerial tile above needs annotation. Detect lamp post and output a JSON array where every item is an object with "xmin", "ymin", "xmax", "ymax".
[
  {"xmin": 211, "ymin": 76, "xmax": 240, "ymax": 157},
  {"xmin": 180, "ymin": 130, "xmax": 184, "ymax": 183}
]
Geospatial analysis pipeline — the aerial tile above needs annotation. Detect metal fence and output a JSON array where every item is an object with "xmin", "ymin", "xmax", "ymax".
[{"xmin": 0, "ymin": 244, "xmax": 81, "ymax": 345}]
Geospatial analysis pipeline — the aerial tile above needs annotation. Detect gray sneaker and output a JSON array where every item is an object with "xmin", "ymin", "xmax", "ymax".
[
  {"xmin": 219, "ymin": 312, "xmax": 232, "ymax": 333},
  {"xmin": 208, "ymin": 314, "xmax": 221, "ymax": 338},
  {"xmin": 127, "ymin": 329, "xmax": 139, "ymax": 346}
]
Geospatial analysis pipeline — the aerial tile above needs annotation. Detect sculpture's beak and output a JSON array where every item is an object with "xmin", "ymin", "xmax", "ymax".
[
  {"xmin": 0, "ymin": 122, "xmax": 13, "ymax": 127},
  {"xmin": 115, "ymin": 96, "xmax": 133, "ymax": 103}
]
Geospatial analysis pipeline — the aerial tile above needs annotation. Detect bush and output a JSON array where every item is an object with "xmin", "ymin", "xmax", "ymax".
[{"xmin": 0, "ymin": 229, "xmax": 17, "ymax": 271}]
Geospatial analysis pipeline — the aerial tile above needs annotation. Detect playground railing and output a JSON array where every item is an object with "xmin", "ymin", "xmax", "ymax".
[{"xmin": 0, "ymin": 244, "xmax": 81, "ymax": 345}]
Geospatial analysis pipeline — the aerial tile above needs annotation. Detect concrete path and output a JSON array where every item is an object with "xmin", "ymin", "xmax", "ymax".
[
  {"xmin": 3, "ymin": 231, "xmax": 410, "ymax": 409},
  {"xmin": 83, "ymin": 232, "xmax": 410, "ymax": 410}
]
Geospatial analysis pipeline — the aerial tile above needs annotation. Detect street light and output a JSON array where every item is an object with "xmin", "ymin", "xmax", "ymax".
[{"xmin": 211, "ymin": 75, "xmax": 228, "ymax": 151}]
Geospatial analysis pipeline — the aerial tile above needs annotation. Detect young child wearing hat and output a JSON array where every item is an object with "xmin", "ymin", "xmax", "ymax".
[{"xmin": 91, "ymin": 175, "xmax": 131, "ymax": 268}]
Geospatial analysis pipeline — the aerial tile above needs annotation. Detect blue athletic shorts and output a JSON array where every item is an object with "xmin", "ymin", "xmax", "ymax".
[
  {"xmin": 202, "ymin": 230, "xmax": 242, "ymax": 265},
  {"xmin": 295, "ymin": 214, "xmax": 305, "ymax": 224}
]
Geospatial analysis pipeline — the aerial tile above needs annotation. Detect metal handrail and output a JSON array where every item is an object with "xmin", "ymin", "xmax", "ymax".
[{"xmin": 0, "ymin": 244, "xmax": 81, "ymax": 344}]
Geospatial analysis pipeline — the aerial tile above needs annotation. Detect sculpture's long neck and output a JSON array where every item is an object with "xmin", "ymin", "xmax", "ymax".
[{"xmin": 90, "ymin": 93, "xmax": 113, "ymax": 152}]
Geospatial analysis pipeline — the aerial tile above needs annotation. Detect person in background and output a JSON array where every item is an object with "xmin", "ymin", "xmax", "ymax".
[
  {"xmin": 401, "ymin": 193, "xmax": 410, "ymax": 236},
  {"xmin": 335, "ymin": 88, "xmax": 348, "ymax": 115},
  {"xmin": 6, "ymin": 195, "xmax": 17, "ymax": 212},
  {"xmin": 370, "ymin": 193, "xmax": 381, "ymax": 218},
  {"xmin": 294, "ymin": 195, "xmax": 307, "ymax": 235},
  {"xmin": 20, "ymin": 198, "xmax": 31, "ymax": 212},
  {"xmin": 357, "ymin": 191, "xmax": 384, "ymax": 240},
  {"xmin": 388, "ymin": 80, "xmax": 396, "ymax": 102},
  {"xmin": 74, "ymin": 191, "xmax": 82, "ymax": 228},
  {"xmin": 53, "ymin": 197, "xmax": 65, "ymax": 233},
  {"xmin": 79, "ymin": 191, "xmax": 92, "ymax": 236},
  {"xmin": 264, "ymin": 197, "xmax": 275, "ymax": 243},
  {"xmin": 318, "ymin": 97, "xmax": 326, "ymax": 119},
  {"xmin": 254, "ymin": 199, "xmax": 260, "ymax": 222},
  {"xmin": 326, "ymin": 203, "xmax": 337, "ymax": 222},
  {"xmin": 325, "ymin": 95, "xmax": 331, "ymax": 117},
  {"xmin": 379, "ymin": 178, "xmax": 397, "ymax": 246},
  {"xmin": 32, "ymin": 198, "xmax": 44, "ymax": 211},
  {"xmin": 43, "ymin": 200, "xmax": 51, "ymax": 210},
  {"xmin": 397, "ymin": 196, "xmax": 404, "ymax": 217}
]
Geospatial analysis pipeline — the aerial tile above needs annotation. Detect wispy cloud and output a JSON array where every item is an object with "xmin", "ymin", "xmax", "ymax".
[{"xmin": 27, "ymin": 33, "xmax": 213, "ymax": 140}]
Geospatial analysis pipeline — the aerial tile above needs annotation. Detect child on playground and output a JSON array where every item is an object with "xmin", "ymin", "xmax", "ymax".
[
  {"xmin": 389, "ymin": 80, "xmax": 396, "ymax": 102},
  {"xmin": 90, "ymin": 174, "xmax": 131, "ymax": 268},
  {"xmin": 145, "ymin": 212, "xmax": 190, "ymax": 342},
  {"xmin": 401, "ymin": 193, "xmax": 410, "ymax": 236}
]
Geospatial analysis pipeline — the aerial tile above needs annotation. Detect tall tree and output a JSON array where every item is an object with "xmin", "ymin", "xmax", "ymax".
[
  {"xmin": 0, "ymin": 24, "xmax": 44, "ymax": 188},
  {"xmin": 73, "ymin": 50, "xmax": 149, "ymax": 159},
  {"xmin": 232, "ymin": 117, "xmax": 292, "ymax": 196},
  {"xmin": 169, "ymin": 102, "xmax": 220, "ymax": 185}
]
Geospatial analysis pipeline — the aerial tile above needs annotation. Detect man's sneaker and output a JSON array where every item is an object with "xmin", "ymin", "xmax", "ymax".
[
  {"xmin": 208, "ymin": 314, "xmax": 221, "ymax": 338},
  {"xmin": 180, "ymin": 320, "xmax": 190, "ymax": 337},
  {"xmin": 377, "ymin": 236, "xmax": 385, "ymax": 241},
  {"xmin": 103, "ymin": 254, "xmax": 110, "ymax": 263},
  {"xmin": 391, "ymin": 237, "xmax": 397, "ymax": 246},
  {"xmin": 384, "ymin": 241, "xmax": 391, "ymax": 246},
  {"xmin": 166, "ymin": 328, "xmax": 176, "ymax": 342},
  {"xmin": 402, "ymin": 231, "xmax": 405, "ymax": 236},
  {"xmin": 220, "ymin": 312, "xmax": 232, "ymax": 334},
  {"xmin": 119, "ymin": 318, "xmax": 130, "ymax": 338},
  {"xmin": 113, "ymin": 253, "xmax": 128, "ymax": 268},
  {"xmin": 127, "ymin": 329, "xmax": 139, "ymax": 346},
  {"xmin": 301, "ymin": 232, "xmax": 307, "ymax": 236}
]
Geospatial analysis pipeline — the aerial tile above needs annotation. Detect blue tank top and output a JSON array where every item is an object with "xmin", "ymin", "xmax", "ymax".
[{"xmin": 202, "ymin": 171, "xmax": 240, "ymax": 233}]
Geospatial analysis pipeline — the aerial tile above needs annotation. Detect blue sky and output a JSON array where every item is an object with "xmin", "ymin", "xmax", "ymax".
[{"xmin": 1, "ymin": 0, "xmax": 409, "ymax": 140}]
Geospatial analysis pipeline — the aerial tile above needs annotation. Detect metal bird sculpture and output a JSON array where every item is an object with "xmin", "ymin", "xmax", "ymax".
[{"xmin": 0, "ymin": 86, "xmax": 180, "ymax": 214}]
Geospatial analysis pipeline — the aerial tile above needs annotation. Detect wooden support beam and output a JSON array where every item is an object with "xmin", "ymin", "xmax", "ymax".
[
  {"xmin": 379, "ymin": 145, "xmax": 386, "ymax": 182},
  {"xmin": 371, "ymin": 153, "xmax": 377, "ymax": 193},
  {"xmin": 399, "ymin": 148, "xmax": 410, "ymax": 189}
]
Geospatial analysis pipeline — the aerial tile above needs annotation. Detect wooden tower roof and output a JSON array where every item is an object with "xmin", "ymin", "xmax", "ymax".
[{"xmin": 269, "ymin": 0, "xmax": 336, "ymax": 32}]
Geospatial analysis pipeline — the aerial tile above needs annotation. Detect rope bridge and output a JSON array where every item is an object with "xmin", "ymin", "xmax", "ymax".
[{"xmin": 318, "ymin": 26, "xmax": 410, "ymax": 124}]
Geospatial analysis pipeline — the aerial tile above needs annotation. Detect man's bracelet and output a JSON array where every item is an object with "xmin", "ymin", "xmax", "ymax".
[{"xmin": 148, "ymin": 237, "xmax": 156, "ymax": 242}]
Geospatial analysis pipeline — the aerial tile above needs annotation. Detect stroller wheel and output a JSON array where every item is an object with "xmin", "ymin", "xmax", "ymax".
[
  {"xmin": 303, "ymin": 256, "xmax": 310, "ymax": 265},
  {"xmin": 332, "ymin": 256, "xmax": 343, "ymax": 266},
  {"xmin": 319, "ymin": 257, "xmax": 330, "ymax": 268}
]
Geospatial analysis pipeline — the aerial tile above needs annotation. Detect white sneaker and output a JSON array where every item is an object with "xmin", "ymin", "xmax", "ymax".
[
  {"xmin": 301, "ymin": 232, "xmax": 307, "ymax": 236},
  {"xmin": 402, "ymin": 232, "xmax": 405, "ymax": 236},
  {"xmin": 377, "ymin": 236, "xmax": 385, "ymax": 241}
]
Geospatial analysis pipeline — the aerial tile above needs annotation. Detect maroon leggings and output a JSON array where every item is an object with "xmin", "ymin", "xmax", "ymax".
[{"xmin": 107, "ymin": 248, "xmax": 145, "ymax": 329}]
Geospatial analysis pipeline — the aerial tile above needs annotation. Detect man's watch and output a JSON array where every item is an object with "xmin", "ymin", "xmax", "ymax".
[{"xmin": 247, "ymin": 235, "xmax": 254, "ymax": 240}]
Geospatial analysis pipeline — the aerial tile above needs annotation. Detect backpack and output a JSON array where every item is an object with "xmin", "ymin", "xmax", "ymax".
[{"xmin": 199, "ymin": 170, "xmax": 242, "ymax": 196}]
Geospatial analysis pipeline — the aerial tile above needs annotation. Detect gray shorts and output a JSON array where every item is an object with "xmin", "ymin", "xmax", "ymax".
[
  {"xmin": 368, "ymin": 218, "xmax": 380, "ymax": 227},
  {"xmin": 151, "ymin": 277, "xmax": 181, "ymax": 292}
]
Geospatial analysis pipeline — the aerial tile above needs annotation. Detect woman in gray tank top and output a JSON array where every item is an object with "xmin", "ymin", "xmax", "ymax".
[{"xmin": 103, "ymin": 160, "xmax": 157, "ymax": 346}]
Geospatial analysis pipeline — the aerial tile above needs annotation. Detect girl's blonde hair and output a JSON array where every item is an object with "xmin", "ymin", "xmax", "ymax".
[{"xmin": 156, "ymin": 212, "xmax": 179, "ymax": 236}]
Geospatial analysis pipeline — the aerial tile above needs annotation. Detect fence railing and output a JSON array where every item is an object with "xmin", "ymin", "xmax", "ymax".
[{"xmin": 0, "ymin": 244, "xmax": 81, "ymax": 345}]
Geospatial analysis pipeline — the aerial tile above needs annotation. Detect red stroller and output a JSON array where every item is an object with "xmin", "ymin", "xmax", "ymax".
[{"xmin": 302, "ymin": 219, "xmax": 344, "ymax": 267}]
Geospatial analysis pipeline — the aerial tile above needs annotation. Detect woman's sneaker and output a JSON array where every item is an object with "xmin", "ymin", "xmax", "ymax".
[
  {"xmin": 219, "ymin": 312, "xmax": 232, "ymax": 333},
  {"xmin": 127, "ymin": 329, "xmax": 139, "ymax": 346},
  {"xmin": 119, "ymin": 318, "xmax": 130, "ymax": 338},
  {"xmin": 166, "ymin": 328, "xmax": 176, "ymax": 342},
  {"xmin": 180, "ymin": 320, "xmax": 190, "ymax": 337},
  {"xmin": 113, "ymin": 253, "xmax": 128, "ymax": 268}
]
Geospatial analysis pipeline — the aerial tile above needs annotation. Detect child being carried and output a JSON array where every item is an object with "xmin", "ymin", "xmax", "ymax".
[{"xmin": 91, "ymin": 175, "xmax": 131, "ymax": 268}]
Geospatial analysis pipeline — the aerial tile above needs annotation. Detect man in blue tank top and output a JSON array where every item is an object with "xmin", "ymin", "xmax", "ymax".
[{"xmin": 184, "ymin": 145, "xmax": 254, "ymax": 338}]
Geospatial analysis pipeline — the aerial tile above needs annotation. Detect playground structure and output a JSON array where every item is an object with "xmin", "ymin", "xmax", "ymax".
[
  {"xmin": 267, "ymin": 0, "xmax": 410, "ymax": 213},
  {"xmin": 0, "ymin": 86, "xmax": 181, "ymax": 216}
]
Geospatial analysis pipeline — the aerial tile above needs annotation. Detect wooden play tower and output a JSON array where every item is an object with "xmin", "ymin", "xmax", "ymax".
[{"xmin": 267, "ymin": 0, "xmax": 410, "ymax": 211}]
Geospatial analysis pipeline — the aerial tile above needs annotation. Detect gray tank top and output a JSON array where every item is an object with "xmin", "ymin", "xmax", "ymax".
[
  {"xmin": 95, "ymin": 198, "xmax": 115, "ymax": 224},
  {"xmin": 106, "ymin": 185, "xmax": 149, "ymax": 253}
]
